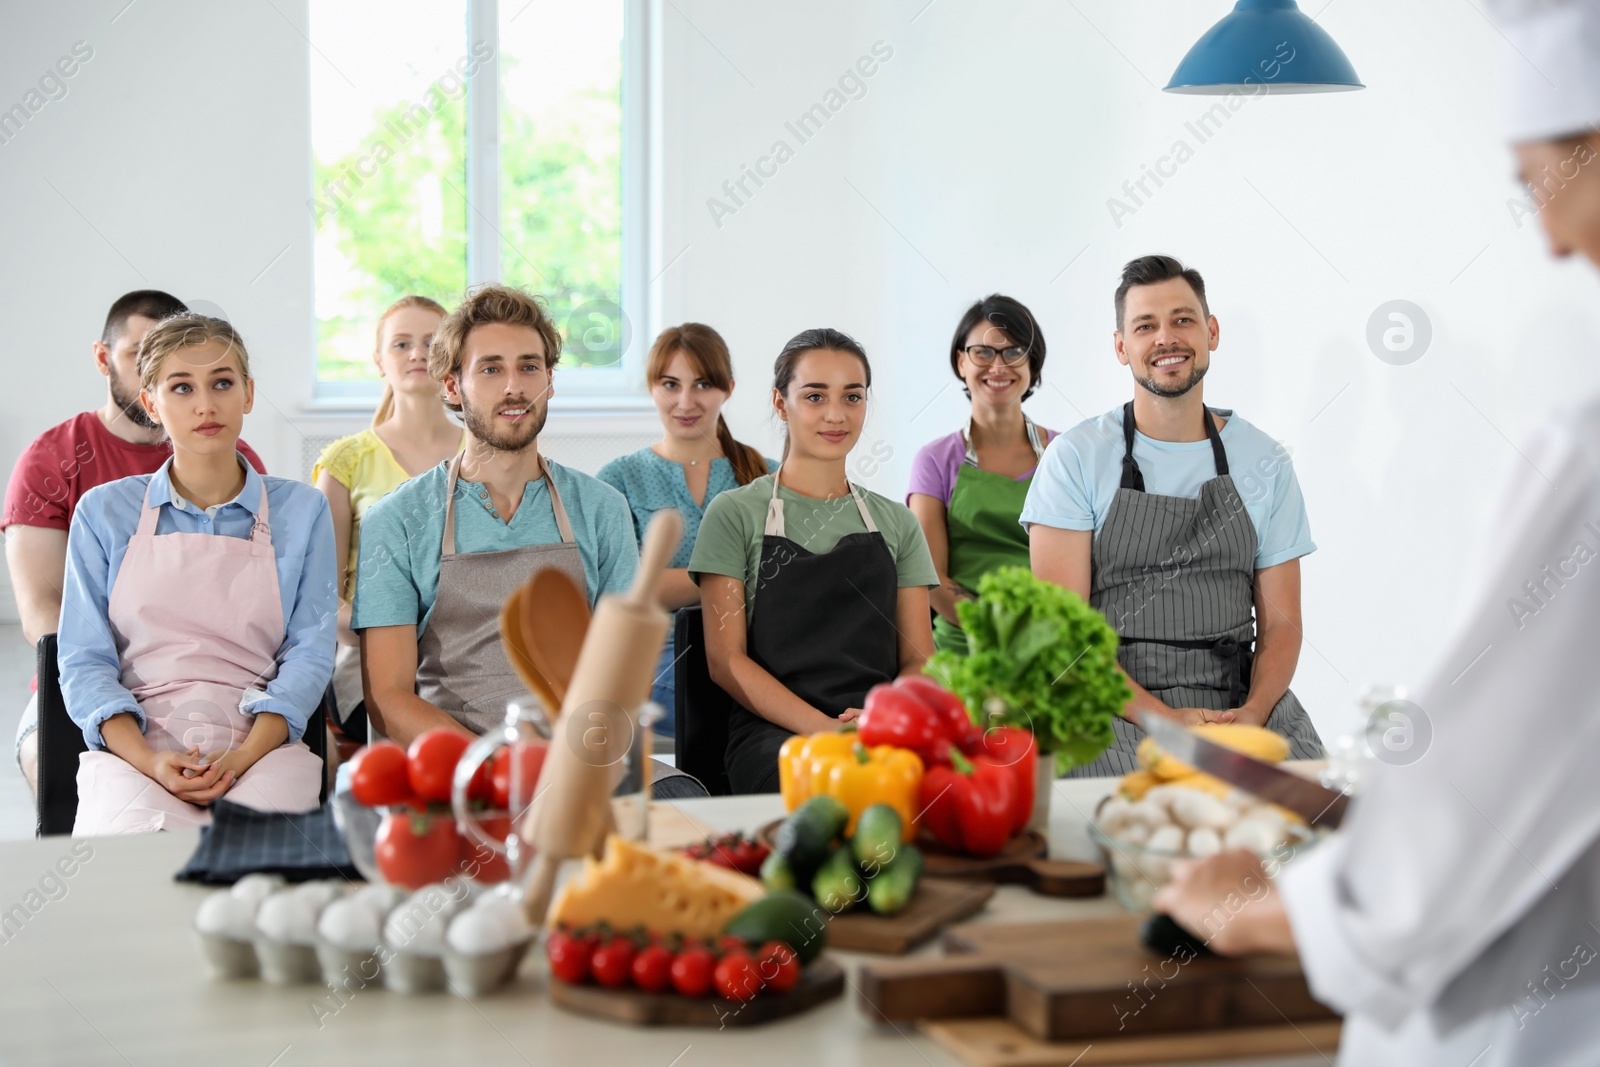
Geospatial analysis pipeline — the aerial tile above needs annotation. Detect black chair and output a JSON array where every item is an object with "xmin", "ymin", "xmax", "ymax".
[
  {"xmin": 34, "ymin": 632, "xmax": 331, "ymax": 836},
  {"xmin": 673, "ymin": 606, "xmax": 735, "ymax": 797}
]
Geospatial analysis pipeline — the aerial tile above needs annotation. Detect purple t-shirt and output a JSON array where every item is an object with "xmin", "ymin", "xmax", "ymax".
[{"xmin": 906, "ymin": 427, "xmax": 1058, "ymax": 507}]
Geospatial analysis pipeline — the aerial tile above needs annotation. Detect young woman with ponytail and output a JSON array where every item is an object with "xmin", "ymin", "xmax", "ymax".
[
  {"xmin": 597, "ymin": 323, "xmax": 776, "ymax": 734},
  {"xmin": 313, "ymin": 296, "xmax": 465, "ymax": 729}
]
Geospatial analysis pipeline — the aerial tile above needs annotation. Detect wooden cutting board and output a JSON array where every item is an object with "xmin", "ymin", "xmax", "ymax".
[
  {"xmin": 756, "ymin": 821, "xmax": 1105, "ymax": 898},
  {"xmin": 857, "ymin": 914, "xmax": 1338, "ymax": 1044},
  {"xmin": 548, "ymin": 956, "xmax": 845, "ymax": 1027},
  {"xmin": 827, "ymin": 878, "xmax": 996, "ymax": 954},
  {"xmin": 920, "ymin": 1017, "xmax": 1342, "ymax": 1066}
]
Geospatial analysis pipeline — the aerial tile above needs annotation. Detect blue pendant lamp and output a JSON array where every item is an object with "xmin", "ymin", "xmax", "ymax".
[{"xmin": 1165, "ymin": 0, "xmax": 1363, "ymax": 95}]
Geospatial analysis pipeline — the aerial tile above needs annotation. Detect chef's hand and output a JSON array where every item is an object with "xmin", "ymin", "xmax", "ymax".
[
  {"xmin": 1151, "ymin": 849, "xmax": 1296, "ymax": 957},
  {"xmin": 150, "ymin": 747, "xmax": 235, "ymax": 804},
  {"xmin": 837, "ymin": 708, "xmax": 861, "ymax": 725},
  {"xmin": 1172, "ymin": 706, "xmax": 1235, "ymax": 726}
]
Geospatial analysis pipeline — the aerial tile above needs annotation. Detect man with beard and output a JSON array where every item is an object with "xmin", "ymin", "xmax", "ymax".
[
  {"xmin": 2, "ymin": 290, "xmax": 266, "ymax": 800},
  {"xmin": 352, "ymin": 285, "xmax": 638, "ymax": 743},
  {"xmin": 1021, "ymin": 255, "xmax": 1322, "ymax": 774}
]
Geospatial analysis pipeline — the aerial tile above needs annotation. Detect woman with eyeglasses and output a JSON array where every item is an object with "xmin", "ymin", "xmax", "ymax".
[{"xmin": 907, "ymin": 295, "xmax": 1056, "ymax": 654}]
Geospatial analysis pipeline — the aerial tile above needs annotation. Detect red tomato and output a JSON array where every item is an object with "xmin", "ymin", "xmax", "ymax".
[
  {"xmin": 458, "ymin": 814, "xmax": 511, "ymax": 884},
  {"xmin": 488, "ymin": 741, "xmax": 549, "ymax": 814},
  {"xmin": 546, "ymin": 929, "xmax": 590, "ymax": 984},
  {"xmin": 374, "ymin": 811, "xmax": 460, "ymax": 889},
  {"xmin": 757, "ymin": 941, "xmax": 801, "ymax": 995},
  {"xmin": 407, "ymin": 729, "xmax": 471, "ymax": 803},
  {"xmin": 591, "ymin": 938, "xmax": 637, "ymax": 989},
  {"xmin": 716, "ymin": 934, "xmax": 748, "ymax": 955},
  {"xmin": 348, "ymin": 742, "xmax": 413, "ymax": 807},
  {"xmin": 714, "ymin": 952, "xmax": 763, "ymax": 1003},
  {"xmin": 669, "ymin": 946, "xmax": 715, "ymax": 997},
  {"xmin": 631, "ymin": 944, "xmax": 674, "ymax": 994}
]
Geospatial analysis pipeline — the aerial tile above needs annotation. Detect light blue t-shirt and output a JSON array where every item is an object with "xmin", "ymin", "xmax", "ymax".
[
  {"xmin": 595, "ymin": 447, "xmax": 779, "ymax": 569},
  {"xmin": 352, "ymin": 458, "xmax": 639, "ymax": 634},
  {"xmin": 1019, "ymin": 408, "xmax": 1315, "ymax": 570}
]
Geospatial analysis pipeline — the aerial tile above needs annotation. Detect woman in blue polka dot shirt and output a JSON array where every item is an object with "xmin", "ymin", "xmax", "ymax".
[{"xmin": 597, "ymin": 324, "xmax": 776, "ymax": 738}]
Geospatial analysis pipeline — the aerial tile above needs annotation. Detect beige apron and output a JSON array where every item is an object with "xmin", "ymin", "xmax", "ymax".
[{"xmin": 415, "ymin": 452, "xmax": 589, "ymax": 735}]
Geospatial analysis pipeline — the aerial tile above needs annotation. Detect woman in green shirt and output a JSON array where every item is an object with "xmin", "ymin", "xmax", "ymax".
[{"xmin": 689, "ymin": 328, "xmax": 937, "ymax": 793}]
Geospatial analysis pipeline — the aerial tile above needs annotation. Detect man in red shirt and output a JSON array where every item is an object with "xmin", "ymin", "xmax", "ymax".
[{"xmin": 2, "ymin": 290, "xmax": 267, "ymax": 801}]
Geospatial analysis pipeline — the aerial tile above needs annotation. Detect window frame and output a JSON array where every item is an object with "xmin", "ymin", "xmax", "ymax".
[{"xmin": 302, "ymin": 0, "xmax": 653, "ymax": 415}]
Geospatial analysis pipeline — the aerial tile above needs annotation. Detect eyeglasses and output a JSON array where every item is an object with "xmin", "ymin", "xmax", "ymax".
[{"xmin": 962, "ymin": 344, "xmax": 1029, "ymax": 367}]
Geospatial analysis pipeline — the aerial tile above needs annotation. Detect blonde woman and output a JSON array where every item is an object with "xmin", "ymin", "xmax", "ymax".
[
  {"xmin": 59, "ymin": 313, "xmax": 336, "ymax": 834},
  {"xmin": 313, "ymin": 296, "xmax": 465, "ymax": 727}
]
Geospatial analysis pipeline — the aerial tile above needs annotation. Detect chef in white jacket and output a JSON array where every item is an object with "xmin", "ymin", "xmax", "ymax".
[{"xmin": 1154, "ymin": 2, "xmax": 1600, "ymax": 1064}]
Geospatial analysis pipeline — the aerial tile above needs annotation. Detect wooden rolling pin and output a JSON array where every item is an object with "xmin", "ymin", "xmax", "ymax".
[{"xmin": 519, "ymin": 509, "xmax": 683, "ymax": 926}]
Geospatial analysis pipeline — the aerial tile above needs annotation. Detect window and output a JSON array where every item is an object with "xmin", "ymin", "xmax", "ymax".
[{"xmin": 308, "ymin": 0, "xmax": 641, "ymax": 405}]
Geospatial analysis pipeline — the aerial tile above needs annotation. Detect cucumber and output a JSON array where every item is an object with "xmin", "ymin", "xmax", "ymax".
[
  {"xmin": 851, "ymin": 804, "xmax": 904, "ymax": 871},
  {"xmin": 812, "ymin": 845, "xmax": 866, "ymax": 914},
  {"xmin": 775, "ymin": 796, "xmax": 849, "ymax": 882},
  {"xmin": 723, "ymin": 890, "xmax": 828, "ymax": 964},
  {"xmin": 866, "ymin": 844, "xmax": 923, "ymax": 916},
  {"xmin": 760, "ymin": 849, "xmax": 797, "ymax": 893}
]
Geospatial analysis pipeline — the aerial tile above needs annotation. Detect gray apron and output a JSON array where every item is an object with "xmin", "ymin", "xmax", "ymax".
[
  {"xmin": 415, "ymin": 452, "xmax": 589, "ymax": 735},
  {"xmin": 1068, "ymin": 402, "xmax": 1323, "ymax": 778}
]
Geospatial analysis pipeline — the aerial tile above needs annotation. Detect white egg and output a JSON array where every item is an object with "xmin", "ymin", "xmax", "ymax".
[
  {"xmin": 350, "ymin": 884, "xmax": 406, "ymax": 919},
  {"xmin": 1146, "ymin": 825, "xmax": 1186, "ymax": 854},
  {"xmin": 1125, "ymin": 800, "xmax": 1168, "ymax": 828},
  {"xmin": 1169, "ymin": 790, "xmax": 1234, "ymax": 832},
  {"xmin": 447, "ymin": 908, "xmax": 516, "ymax": 955},
  {"xmin": 1222, "ymin": 790, "xmax": 1256, "ymax": 813},
  {"xmin": 292, "ymin": 880, "xmax": 344, "ymax": 913},
  {"xmin": 318, "ymin": 899, "xmax": 381, "ymax": 951},
  {"xmin": 196, "ymin": 891, "xmax": 257, "ymax": 940},
  {"xmin": 384, "ymin": 895, "xmax": 453, "ymax": 956},
  {"xmin": 229, "ymin": 873, "xmax": 284, "ymax": 909},
  {"xmin": 1142, "ymin": 785, "xmax": 1182, "ymax": 813},
  {"xmin": 1096, "ymin": 797, "xmax": 1133, "ymax": 833},
  {"xmin": 1121, "ymin": 822, "xmax": 1152, "ymax": 845},
  {"xmin": 1187, "ymin": 828, "xmax": 1222, "ymax": 857},
  {"xmin": 256, "ymin": 892, "xmax": 318, "ymax": 945}
]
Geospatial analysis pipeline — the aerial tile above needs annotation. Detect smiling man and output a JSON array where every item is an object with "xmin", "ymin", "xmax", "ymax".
[
  {"xmin": 1022, "ymin": 255, "xmax": 1322, "ymax": 774},
  {"xmin": 351, "ymin": 285, "xmax": 638, "ymax": 744}
]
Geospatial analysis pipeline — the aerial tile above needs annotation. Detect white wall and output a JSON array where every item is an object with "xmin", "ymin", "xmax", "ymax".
[
  {"xmin": 2, "ymin": 0, "xmax": 1593, "ymax": 747},
  {"xmin": 656, "ymin": 0, "xmax": 1600, "ymax": 744}
]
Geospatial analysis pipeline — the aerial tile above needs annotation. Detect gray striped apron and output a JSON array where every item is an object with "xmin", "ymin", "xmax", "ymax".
[{"xmin": 1067, "ymin": 402, "xmax": 1323, "ymax": 778}]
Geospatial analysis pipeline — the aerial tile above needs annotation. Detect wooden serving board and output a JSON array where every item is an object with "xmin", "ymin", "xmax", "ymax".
[
  {"xmin": 920, "ymin": 1017, "xmax": 1342, "ymax": 1066},
  {"xmin": 857, "ymin": 914, "xmax": 1338, "ymax": 1044},
  {"xmin": 827, "ymin": 878, "xmax": 995, "ymax": 955},
  {"xmin": 548, "ymin": 956, "xmax": 845, "ymax": 1027},
  {"xmin": 756, "ymin": 822, "xmax": 1105, "ymax": 898}
]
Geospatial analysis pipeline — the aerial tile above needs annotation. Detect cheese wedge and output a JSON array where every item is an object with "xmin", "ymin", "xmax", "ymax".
[{"xmin": 547, "ymin": 835, "xmax": 765, "ymax": 938}]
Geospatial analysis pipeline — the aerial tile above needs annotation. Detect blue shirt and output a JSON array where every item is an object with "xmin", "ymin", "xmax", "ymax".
[
  {"xmin": 595, "ymin": 447, "xmax": 779, "ymax": 569},
  {"xmin": 1019, "ymin": 408, "xmax": 1315, "ymax": 570},
  {"xmin": 352, "ymin": 457, "xmax": 639, "ymax": 634},
  {"xmin": 59, "ymin": 456, "xmax": 337, "ymax": 749}
]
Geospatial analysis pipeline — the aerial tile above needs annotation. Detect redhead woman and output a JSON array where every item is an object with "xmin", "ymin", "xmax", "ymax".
[
  {"xmin": 689, "ymin": 328, "xmax": 936, "ymax": 793},
  {"xmin": 596, "ymin": 324, "xmax": 775, "ymax": 731},
  {"xmin": 314, "ymin": 296, "xmax": 464, "ymax": 726},
  {"xmin": 59, "ymin": 314, "xmax": 336, "ymax": 834}
]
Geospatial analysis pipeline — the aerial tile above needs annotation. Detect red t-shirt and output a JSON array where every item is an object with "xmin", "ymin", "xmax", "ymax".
[{"xmin": 1, "ymin": 411, "xmax": 268, "ymax": 532}]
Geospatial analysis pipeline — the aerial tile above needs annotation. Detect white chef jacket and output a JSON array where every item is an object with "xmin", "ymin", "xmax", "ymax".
[{"xmin": 1281, "ymin": 397, "xmax": 1600, "ymax": 1066}]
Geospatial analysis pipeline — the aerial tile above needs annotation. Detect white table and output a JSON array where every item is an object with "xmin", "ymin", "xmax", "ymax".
[{"xmin": 0, "ymin": 778, "xmax": 1326, "ymax": 1066}]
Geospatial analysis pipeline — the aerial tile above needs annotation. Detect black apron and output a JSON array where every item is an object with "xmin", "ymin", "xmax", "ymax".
[
  {"xmin": 1069, "ymin": 402, "xmax": 1323, "ymax": 777},
  {"xmin": 724, "ymin": 476, "xmax": 900, "ymax": 793}
]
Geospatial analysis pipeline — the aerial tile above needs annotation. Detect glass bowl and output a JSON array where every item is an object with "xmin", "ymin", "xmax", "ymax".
[{"xmin": 1087, "ymin": 793, "xmax": 1318, "ymax": 911}]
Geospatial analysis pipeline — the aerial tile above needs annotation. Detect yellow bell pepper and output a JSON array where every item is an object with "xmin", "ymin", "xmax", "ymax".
[{"xmin": 778, "ymin": 731, "xmax": 923, "ymax": 841}]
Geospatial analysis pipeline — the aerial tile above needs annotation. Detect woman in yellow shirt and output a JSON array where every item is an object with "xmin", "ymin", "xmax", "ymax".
[{"xmin": 313, "ymin": 296, "xmax": 465, "ymax": 729}]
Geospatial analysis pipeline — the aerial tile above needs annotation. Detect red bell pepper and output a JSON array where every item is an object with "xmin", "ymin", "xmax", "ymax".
[
  {"xmin": 859, "ymin": 676, "xmax": 980, "ymax": 765},
  {"xmin": 962, "ymin": 726, "xmax": 1036, "ymax": 836},
  {"xmin": 916, "ymin": 745, "xmax": 1018, "ymax": 857}
]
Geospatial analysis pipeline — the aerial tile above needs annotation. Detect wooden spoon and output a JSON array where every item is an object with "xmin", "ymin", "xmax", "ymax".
[
  {"xmin": 521, "ymin": 567, "xmax": 592, "ymax": 716},
  {"xmin": 499, "ymin": 584, "xmax": 562, "ymax": 715}
]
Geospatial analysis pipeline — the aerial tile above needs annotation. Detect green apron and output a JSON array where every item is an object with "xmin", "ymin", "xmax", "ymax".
[{"xmin": 933, "ymin": 418, "xmax": 1047, "ymax": 655}]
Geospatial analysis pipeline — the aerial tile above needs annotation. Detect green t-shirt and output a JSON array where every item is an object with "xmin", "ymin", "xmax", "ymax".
[{"xmin": 688, "ymin": 475, "xmax": 937, "ymax": 622}]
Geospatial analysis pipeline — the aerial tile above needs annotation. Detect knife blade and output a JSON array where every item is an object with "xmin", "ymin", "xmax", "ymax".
[{"xmin": 1135, "ymin": 712, "xmax": 1350, "ymax": 829}]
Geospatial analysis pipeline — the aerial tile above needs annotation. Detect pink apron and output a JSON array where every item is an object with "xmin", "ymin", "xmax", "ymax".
[{"xmin": 72, "ymin": 475, "xmax": 323, "ymax": 835}]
